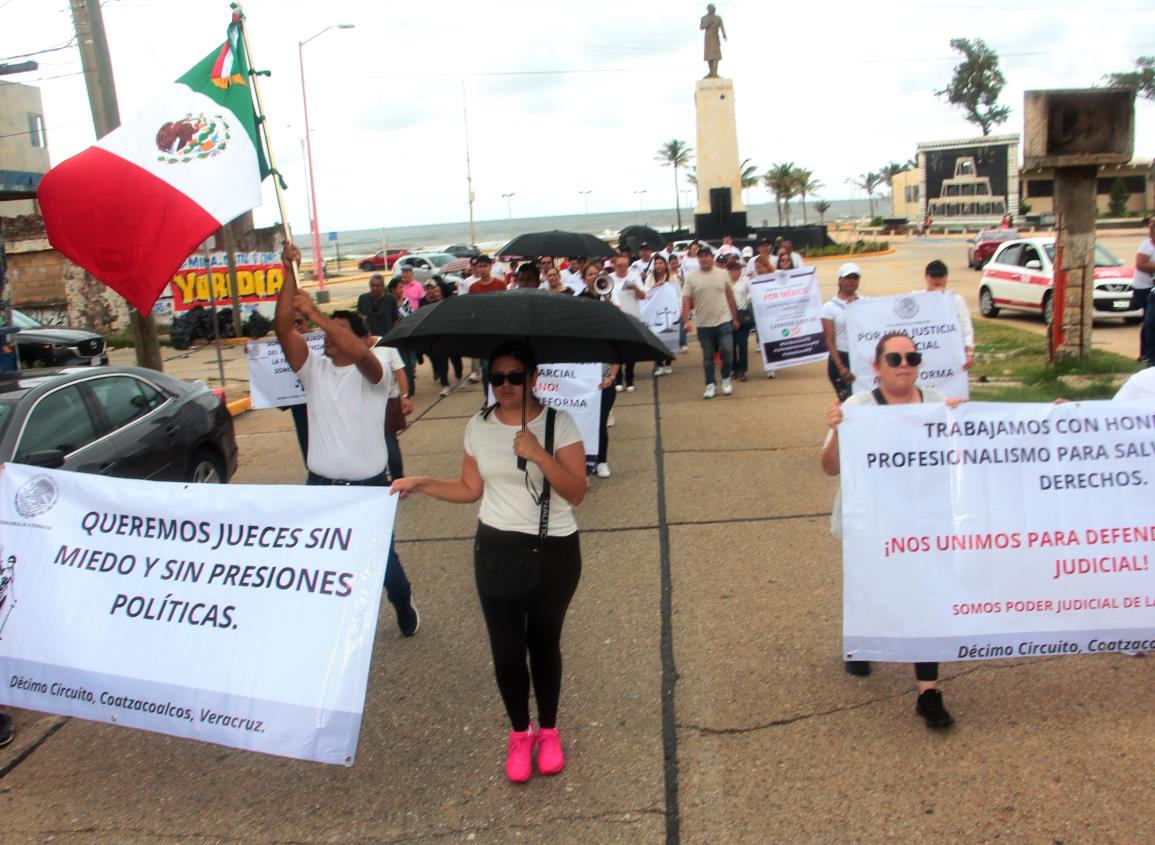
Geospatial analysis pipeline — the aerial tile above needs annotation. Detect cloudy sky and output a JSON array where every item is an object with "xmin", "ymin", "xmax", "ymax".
[{"xmin": 4, "ymin": 0, "xmax": 1154, "ymax": 232}]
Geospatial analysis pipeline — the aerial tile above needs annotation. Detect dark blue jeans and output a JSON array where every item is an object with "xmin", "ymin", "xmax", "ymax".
[
  {"xmin": 1138, "ymin": 288, "xmax": 1155, "ymax": 365},
  {"xmin": 732, "ymin": 324, "xmax": 751, "ymax": 376},
  {"xmin": 696, "ymin": 322, "xmax": 734, "ymax": 384},
  {"xmin": 305, "ymin": 469, "xmax": 411, "ymax": 609}
]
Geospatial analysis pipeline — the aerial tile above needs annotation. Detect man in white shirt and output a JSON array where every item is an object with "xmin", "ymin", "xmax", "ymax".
[
  {"xmin": 560, "ymin": 257, "xmax": 588, "ymax": 293},
  {"xmin": 745, "ymin": 238, "xmax": 774, "ymax": 278},
  {"xmin": 610, "ymin": 252, "xmax": 646, "ymax": 390},
  {"xmin": 630, "ymin": 244, "xmax": 658, "ymax": 280},
  {"xmin": 1133, "ymin": 216, "xmax": 1155, "ymax": 365},
  {"xmin": 716, "ymin": 234, "xmax": 740, "ymax": 260},
  {"xmin": 275, "ymin": 242, "xmax": 420, "ymax": 637},
  {"xmin": 923, "ymin": 259, "xmax": 974, "ymax": 370}
]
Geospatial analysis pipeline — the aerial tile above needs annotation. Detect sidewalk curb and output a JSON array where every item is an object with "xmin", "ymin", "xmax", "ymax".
[
  {"xmin": 805, "ymin": 248, "xmax": 895, "ymax": 263},
  {"xmin": 227, "ymin": 397, "xmax": 251, "ymax": 417}
]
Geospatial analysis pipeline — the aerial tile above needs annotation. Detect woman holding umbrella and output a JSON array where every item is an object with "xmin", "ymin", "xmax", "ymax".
[{"xmin": 391, "ymin": 340, "xmax": 589, "ymax": 783}]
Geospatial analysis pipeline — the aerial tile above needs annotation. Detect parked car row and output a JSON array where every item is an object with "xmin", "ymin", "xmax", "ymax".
[
  {"xmin": 356, "ymin": 243, "xmax": 480, "ymax": 273},
  {"xmin": 5, "ymin": 308, "xmax": 109, "ymax": 368},
  {"xmin": 0, "ymin": 366, "xmax": 238, "ymax": 483}
]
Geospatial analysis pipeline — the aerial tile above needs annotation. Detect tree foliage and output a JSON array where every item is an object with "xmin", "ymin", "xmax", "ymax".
[
  {"xmin": 1104, "ymin": 56, "xmax": 1155, "ymax": 100},
  {"xmin": 935, "ymin": 38, "xmax": 1011, "ymax": 135},
  {"xmin": 656, "ymin": 140, "xmax": 693, "ymax": 229}
]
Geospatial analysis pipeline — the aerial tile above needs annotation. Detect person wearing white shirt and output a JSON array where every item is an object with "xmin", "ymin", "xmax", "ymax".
[
  {"xmin": 668, "ymin": 254, "xmax": 689, "ymax": 351},
  {"xmin": 716, "ymin": 235, "xmax": 739, "ymax": 259},
  {"xmin": 745, "ymin": 239, "xmax": 774, "ymax": 278},
  {"xmin": 610, "ymin": 253, "xmax": 646, "ymax": 390},
  {"xmin": 630, "ymin": 244, "xmax": 658, "ymax": 280},
  {"xmin": 1133, "ymin": 216, "xmax": 1155, "ymax": 365},
  {"xmin": 729, "ymin": 260, "xmax": 755, "ymax": 381},
  {"xmin": 559, "ymin": 257, "xmax": 588, "ymax": 293},
  {"xmin": 771, "ymin": 240, "xmax": 804, "ymax": 270},
  {"xmin": 922, "ymin": 259, "xmax": 974, "ymax": 370},
  {"xmin": 821, "ymin": 262, "xmax": 861, "ymax": 400}
]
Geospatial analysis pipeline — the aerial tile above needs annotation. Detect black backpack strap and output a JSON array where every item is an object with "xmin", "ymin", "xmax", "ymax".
[
  {"xmin": 538, "ymin": 409, "xmax": 556, "ymax": 541},
  {"xmin": 871, "ymin": 387, "xmax": 887, "ymax": 405}
]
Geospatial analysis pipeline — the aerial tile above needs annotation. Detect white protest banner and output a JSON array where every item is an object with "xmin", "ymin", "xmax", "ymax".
[
  {"xmin": 0, "ymin": 464, "xmax": 396, "ymax": 766},
  {"xmin": 845, "ymin": 292, "xmax": 968, "ymax": 398},
  {"xmin": 840, "ymin": 401, "xmax": 1155, "ymax": 664},
  {"xmin": 246, "ymin": 332, "xmax": 325, "ymax": 409},
  {"xmin": 641, "ymin": 282, "xmax": 681, "ymax": 356},
  {"xmin": 487, "ymin": 364, "xmax": 603, "ymax": 470},
  {"xmin": 750, "ymin": 267, "xmax": 827, "ymax": 372}
]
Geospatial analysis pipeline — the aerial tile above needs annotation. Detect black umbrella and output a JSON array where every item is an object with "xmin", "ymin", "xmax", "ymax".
[
  {"xmin": 381, "ymin": 288, "xmax": 670, "ymax": 469},
  {"xmin": 497, "ymin": 230, "xmax": 617, "ymax": 259},
  {"xmin": 380, "ymin": 287, "xmax": 669, "ymax": 364},
  {"xmin": 618, "ymin": 225, "xmax": 667, "ymax": 253}
]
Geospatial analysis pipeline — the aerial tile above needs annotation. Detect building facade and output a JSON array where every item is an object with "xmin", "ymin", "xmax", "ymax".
[{"xmin": 0, "ymin": 81, "xmax": 50, "ymax": 217}]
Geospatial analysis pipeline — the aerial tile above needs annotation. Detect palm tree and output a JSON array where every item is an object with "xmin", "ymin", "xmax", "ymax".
[
  {"xmin": 765, "ymin": 162, "xmax": 798, "ymax": 226},
  {"xmin": 879, "ymin": 161, "xmax": 909, "ymax": 196},
  {"xmin": 656, "ymin": 139, "xmax": 693, "ymax": 230},
  {"xmin": 814, "ymin": 199, "xmax": 832, "ymax": 226},
  {"xmin": 848, "ymin": 171, "xmax": 884, "ymax": 219},
  {"xmin": 796, "ymin": 169, "xmax": 823, "ymax": 224},
  {"xmin": 739, "ymin": 158, "xmax": 759, "ymax": 207}
]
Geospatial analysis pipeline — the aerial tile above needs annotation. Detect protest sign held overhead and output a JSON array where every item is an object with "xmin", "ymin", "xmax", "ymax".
[
  {"xmin": 247, "ymin": 332, "xmax": 325, "ymax": 410},
  {"xmin": 749, "ymin": 267, "xmax": 827, "ymax": 373},
  {"xmin": 839, "ymin": 401, "xmax": 1155, "ymax": 664},
  {"xmin": 0, "ymin": 464, "xmax": 395, "ymax": 766},
  {"xmin": 845, "ymin": 292, "xmax": 969, "ymax": 398}
]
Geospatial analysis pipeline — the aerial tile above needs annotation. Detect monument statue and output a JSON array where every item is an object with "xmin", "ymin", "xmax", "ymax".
[{"xmin": 700, "ymin": 4, "xmax": 726, "ymax": 78}]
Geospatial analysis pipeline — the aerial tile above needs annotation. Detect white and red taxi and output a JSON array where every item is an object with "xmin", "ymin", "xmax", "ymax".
[{"xmin": 978, "ymin": 237, "xmax": 1140, "ymax": 324}]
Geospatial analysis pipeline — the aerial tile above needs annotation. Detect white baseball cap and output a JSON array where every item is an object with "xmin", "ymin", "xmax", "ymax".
[{"xmin": 838, "ymin": 262, "xmax": 862, "ymax": 278}]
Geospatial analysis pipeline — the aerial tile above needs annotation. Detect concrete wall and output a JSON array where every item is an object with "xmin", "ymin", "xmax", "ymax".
[
  {"xmin": 1020, "ymin": 160, "xmax": 1153, "ymax": 216},
  {"xmin": 2, "ymin": 214, "xmax": 129, "ymax": 333},
  {"xmin": 890, "ymin": 170, "xmax": 920, "ymax": 219}
]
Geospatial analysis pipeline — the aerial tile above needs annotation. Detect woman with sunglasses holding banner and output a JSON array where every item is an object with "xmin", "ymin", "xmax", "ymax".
[
  {"xmin": 391, "ymin": 341, "xmax": 589, "ymax": 784},
  {"xmin": 820, "ymin": 330, "xmax": 965, "ymax": 729}
]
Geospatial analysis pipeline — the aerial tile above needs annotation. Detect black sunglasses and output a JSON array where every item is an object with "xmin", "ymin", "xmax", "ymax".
[
  {"xmin": 882, "ymin": 351, "xmax": 922, "ymax": 367},
  {"xmin": 490, "ymin": 371, "xmax": 527, "ymax": 387}
]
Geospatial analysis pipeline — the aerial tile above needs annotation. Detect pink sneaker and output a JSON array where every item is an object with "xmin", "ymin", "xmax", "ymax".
[
  {"xmin": 536, "ymin": 727, "xmax": 565, "ymax": 775},
  {"xmin": 505, "ymin": 726, "xmax": 535, "ymax": 783}
]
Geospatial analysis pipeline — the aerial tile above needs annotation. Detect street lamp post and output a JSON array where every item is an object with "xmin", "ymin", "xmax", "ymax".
[
  {"xmin": 634, "ymin": 189, "xmax": 647, "ymax": 214},
  {"xmin": 299, "ymin": 23, "xmax": 354, "ymax": 304},
  {"xmin": 579, "ymin": 189, "xmax": 592, "ymax": 216},
  {"xmin": 502, "ymin": 192, "xmax": 515, "ymax": 220}
]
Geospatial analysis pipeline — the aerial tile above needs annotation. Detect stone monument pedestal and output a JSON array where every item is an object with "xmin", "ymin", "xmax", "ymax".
[{"xmin": 693, "ymin": 77, "xmax": 746, "ymax": 239}]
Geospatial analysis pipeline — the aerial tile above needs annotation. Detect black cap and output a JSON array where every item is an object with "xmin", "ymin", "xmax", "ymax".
[{"xmin": 925, "ymin": 259, "xmax": 948, "ymax": 277}]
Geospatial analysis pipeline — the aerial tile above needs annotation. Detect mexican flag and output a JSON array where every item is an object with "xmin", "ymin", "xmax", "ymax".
[{"xmin": 39, "ymin": 15, "xmax": 268, "ymax": 314}]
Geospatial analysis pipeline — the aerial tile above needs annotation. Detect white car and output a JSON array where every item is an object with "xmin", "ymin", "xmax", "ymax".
[
  {"xmin": 390, "ymin": 252, "xmax": 465, "ymax": 287},
  {"xmin": 978, "ymin": 237, "xmax": 1140, "ymax": 324}
]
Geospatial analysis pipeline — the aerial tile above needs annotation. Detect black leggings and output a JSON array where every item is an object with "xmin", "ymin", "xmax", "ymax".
[
  {"xmin": 597, "ymin": 384, "xmax": 617, "ymax": 463},
  {"xmin": 827, "ymin": 352, "xmax": 852, "ymax": 402},
  {"xmin": 915, "ymin": 662, "xmax": 939, "ymax": 682},
  {"xmin": 475, "ymin": 524, "xmax": 582, "ymax": 731}
]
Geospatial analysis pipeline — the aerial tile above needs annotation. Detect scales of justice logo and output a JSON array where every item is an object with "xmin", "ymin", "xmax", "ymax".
[
  {"xmin": 0, "ymin": 552, "xmax": 14, "ymax": 639},
  {"xmin": 155, "ymin": 113, "xmax": 232, "ymax": 165}
]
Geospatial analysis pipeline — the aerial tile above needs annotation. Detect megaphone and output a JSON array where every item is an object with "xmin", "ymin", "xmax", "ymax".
[{"xmin": 593, "ymin": 274, "xmax": 615, "ymax": 297}]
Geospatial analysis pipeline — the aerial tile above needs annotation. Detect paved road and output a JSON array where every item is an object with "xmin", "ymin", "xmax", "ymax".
[{"xmin": 4, "ymin": 236, "xmax": 1153, "ymax": 843}]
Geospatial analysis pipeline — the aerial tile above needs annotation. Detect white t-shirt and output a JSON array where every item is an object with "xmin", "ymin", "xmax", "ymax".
[
  {"xmin": 1115, "ymin": 368, "xmax": 1155, "ymax": 402},
  {"xmin": 731, "ymin": 276, "xmax": 751, "ymax": 310},
  {"xmin": 464, "ymin": 408, "xmax": 583, "ymax": 537},
  {"xmin": 630, "ymin": 257, "xmax": 656, "ymax": 279},
  {"xmin": 716, "ymin": 243, "xmax": 739, "ymax": 258},
  {"xmin": 681, "ymin": 256, "xmax": 701, "ymax": 274},
  {"xmin": 377, "ymin": 344, "xmax": 407, "ymax": 398},
  {"xmin": 612, "ymin": 271, "xmax": 646, "ymax": 317},
  {"xmin": 1134, "ymin": 238, "xmax": 1155, "ymax": 291},
  {"xmin": 560, "ymin": 267, "xmax": 586, "ymax": 293},
  {"xmin": 820, "ymin": 296, "xmax": 855, "ymax": 351},
  {"xmin": 297, "ymin": 348, "xmax": 393, "ymax": 480}
]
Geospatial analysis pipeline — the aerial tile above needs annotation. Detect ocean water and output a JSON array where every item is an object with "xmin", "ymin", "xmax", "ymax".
[{"xmin": 317, "ymin": 198, "xmax": 876, "ymax": 259}]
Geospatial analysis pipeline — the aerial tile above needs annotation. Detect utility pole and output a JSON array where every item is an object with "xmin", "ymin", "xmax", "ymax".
[{"xmin": 69, "ymin": 0, "xmax": 163, "ymax": 371}]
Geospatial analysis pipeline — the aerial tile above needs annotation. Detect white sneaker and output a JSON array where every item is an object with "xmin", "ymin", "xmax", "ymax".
[
  {"xmin": 703, "ymin": 384, "xmax": 717, "ymax": 399},
  {"xmin": 615, "ymin": 384, "xmax": 623, "ymax": 393},
  {"xmin": 679, "ymin": 345, "xmax": 689, "ymax": 353},
  {"xmin": 452, "ymin": 378, "xmax": 465, "ymax": 391},
  {"xmin": 606, "ymin": 412, "xmax": 615, "ymax": 427},
  {"xmin": 466, "ymin": 372, "xmax": 481, "ymax": 383},
  {"xmin": 439, "ymin": 386, "xmax": 452, "ymax": 397},
  {"xmin": 653, "ymin": 367, "xmax": 664, "ymax": 378},
  {"xmin": 721, "ymin": 378, "xmax": 733, "ymax": 395},
  {"xmin": 766, "ymin": 370, "xmax": 776, "ymax": 379},
  {"xmin": 664, "ymin": 365, "xmax": 673, "ymax": 375},
  {"xmin": 596, "ymin": 462, "xmax": 611, "ymax": 478},
  {"xmin": 626, "ymin": 385, "xmax": 635, "ymax": 392}
]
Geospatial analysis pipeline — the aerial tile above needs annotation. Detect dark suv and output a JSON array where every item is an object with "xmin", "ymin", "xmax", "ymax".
[{"xmin": 6, "ymin": 308, "xmax": 109, "ymax": 368}]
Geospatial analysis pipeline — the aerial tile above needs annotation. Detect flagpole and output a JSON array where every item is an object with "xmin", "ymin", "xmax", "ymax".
[
  {"xmin": 231, "ymin": 4, "xmax": 293, "ymax": 247},
  {"xmin": 202, "ymin": 238, "xmax": 227, "ymax": 391}
]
